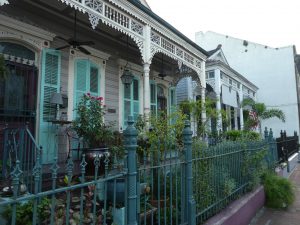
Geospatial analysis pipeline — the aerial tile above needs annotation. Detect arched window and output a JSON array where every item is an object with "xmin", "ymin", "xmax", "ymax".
[
  {"xmin": 0, "ymin": 42, "xmax": 35, "ymax": 60},
  {"xmin": 0, "ymin": 42, "xmax": 37, "ymax": 125}
]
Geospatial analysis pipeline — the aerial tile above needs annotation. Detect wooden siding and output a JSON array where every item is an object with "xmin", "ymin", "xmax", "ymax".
[{"xmin": 104, "ymin": 58, "xmax": 120, "ymax": 128}]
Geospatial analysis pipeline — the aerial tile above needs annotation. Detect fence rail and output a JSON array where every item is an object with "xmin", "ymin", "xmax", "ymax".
[
  {"xmin": 276, "ymin": 130, "xmax": 299, "ymax": 163},
  {"xmin": 0, "ymin": 118, "xmax": 278, "ymax": 225}
]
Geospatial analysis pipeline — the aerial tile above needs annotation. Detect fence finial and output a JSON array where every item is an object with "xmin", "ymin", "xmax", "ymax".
[
  {"xmin": 264, "ymin": 127, "xmax": 269, "ymax": 140},
  {"xmin": 269, "ymin": 128, "xmax": 273, "ymax": 140}
]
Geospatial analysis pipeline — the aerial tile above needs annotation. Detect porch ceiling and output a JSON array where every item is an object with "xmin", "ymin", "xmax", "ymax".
[{"xmin": 1, "ymin": 0, "xmax": 206, "ymax": 87}]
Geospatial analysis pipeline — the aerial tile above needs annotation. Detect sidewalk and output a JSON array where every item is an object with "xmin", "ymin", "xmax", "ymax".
[{"xmin": 250, "ymin": 157, "xmax": 300, "ymax": 225}]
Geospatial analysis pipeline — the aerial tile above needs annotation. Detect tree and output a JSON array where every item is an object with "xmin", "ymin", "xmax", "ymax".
[{"xmin": 241, "ymin": 98, "xmax": 285, "ymax": 133}]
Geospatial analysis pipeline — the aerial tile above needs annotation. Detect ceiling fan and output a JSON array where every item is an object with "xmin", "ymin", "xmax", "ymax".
[{"xmin": 56, "ymin": 10, "xmax": 95, "ymax": 55}]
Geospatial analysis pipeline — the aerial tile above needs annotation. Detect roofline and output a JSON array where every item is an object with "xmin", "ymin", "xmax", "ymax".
[
  {"xmin": 206, "ymin": 60, "xmax": 259, "ymax": 91},
  {"xmin": 128, "ymin": 0, "xmax": 209, "ymax": 57}
]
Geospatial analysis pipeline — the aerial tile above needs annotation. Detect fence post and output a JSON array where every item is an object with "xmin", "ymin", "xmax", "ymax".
[
  {"xmin": 183, "ymin": 120, "xmax": 196, "ymax": 225},
  {"xmin": 267, "ymin": 128, "xmax": 278, "ymax": 168},
  {"xmin": 124, "ymin": 116, "xmax": 138, "ymax": 225},
  {"xmin": 283, "ymin": 131, "xmax": 290, "ymax": 172},
  {"xmin": 264, "ymin": 127, "xmax": 269, "ymax": 140}
]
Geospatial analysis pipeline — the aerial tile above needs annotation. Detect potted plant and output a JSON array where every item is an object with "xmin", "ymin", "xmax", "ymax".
[{"xmin": 72, "ymin": 93, "xmax": 114, "ymax": 175}]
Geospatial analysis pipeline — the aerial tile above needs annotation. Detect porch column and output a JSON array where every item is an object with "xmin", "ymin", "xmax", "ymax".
[
  {"xmin": 239, "ymin": 86, "xmax": 244, "ymax": 130},
  {"xmin": 215, "ymin": 69, "xmax": 222, "ymax": 131},
  {"xmin": 143, "ymin": 63, "xmax": 151, "ymax": 123},
  {"xmin": 234, "ymin": 108, "xmax": 238, "ymax": 130},
  {"xmin": 191, "ymin": 94, "xmax": 198, "ymax": 137},
  {"xmin": 227, "ymin": 105, "xmax": 231, "ymax": 130},
  {"xmin": 201, "ymin": 87, "xmax": 206, "ymax": 126}
]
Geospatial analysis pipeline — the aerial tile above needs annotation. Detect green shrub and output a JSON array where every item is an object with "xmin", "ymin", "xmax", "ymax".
[
  {"xmin": 263, "ymin": 173, "xmax": 295, "ymax": 209},
  {"xmin": 225, "ymin": 130, "xmax": 260, "ymax": 141}
]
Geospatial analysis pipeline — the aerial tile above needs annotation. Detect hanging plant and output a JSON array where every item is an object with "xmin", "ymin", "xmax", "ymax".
[{"xmin": 0, "ymin": 54, "xmax": 9, "ymax": 81}]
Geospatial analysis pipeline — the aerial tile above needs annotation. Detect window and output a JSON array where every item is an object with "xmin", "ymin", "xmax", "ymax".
[
  {"xmin": 206, "ymin": 71, "xmax": 215, "ymax": 79},
  {"xmin": 124, "ymin": 77, "xmax": 140, "ymax": 127},
  {"xmin": 74, "ymin": 59, "xmax": 100, "ymax": 116},
  {"xmin": 169, "ymin": 87, "xmax": 176, "ymax": 123},
  {"xmin": 229, "ymin": 79, "xmax": 232, "ymax": 85},
  {"xmin": 237, "ymin": 83, "xmax": 240, "ymax": 88},
  {"xmin": 150, "ymin": 81, "xmax": 157, "ymax": 115}
]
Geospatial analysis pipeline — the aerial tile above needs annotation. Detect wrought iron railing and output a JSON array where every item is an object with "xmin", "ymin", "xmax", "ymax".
[
  {"xmin": 1, "ymin": 124, "xmax": 42, "ymax": 194},
  {"xmin": 0, "ymin": 118, "xmax": 278, "ymax": 225},
  {"xmin": 276, "ymin": 130, "xmax": 299, "ymax": 163}
]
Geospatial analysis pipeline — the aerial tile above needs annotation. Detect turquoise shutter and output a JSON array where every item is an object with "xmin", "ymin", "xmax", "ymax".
[
  {"xmin": 123, "ymin": 77, "xmax": 140, "ymax": 128},
  {"xmin": 74, "ymin": 59, "xmax": 89, "ymax": 114},
  {"xmin": 39, "ymin": 49, "xmax": 61, "ymax": 163},
  {"xmin": 132, "ymin": 79, "xmax": 139, "ymax": 121}
]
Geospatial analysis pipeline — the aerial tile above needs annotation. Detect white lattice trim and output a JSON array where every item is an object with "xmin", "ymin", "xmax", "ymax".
[
  {"xmin": 0, "ymin": 0, "xmax": 9, "ymax": 6},
  {"xmin": 58, "ymin": 0, "xmax": 145, "ymax": 57}
]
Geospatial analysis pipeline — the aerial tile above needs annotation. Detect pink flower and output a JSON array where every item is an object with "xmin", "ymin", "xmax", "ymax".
[
  {"xmin": 86, "ymin": 93, "xmax": 91, "ymax": 96},
  {"xmin": 99, "ymin": 97, "xmax": 104, "ymax": 101}
]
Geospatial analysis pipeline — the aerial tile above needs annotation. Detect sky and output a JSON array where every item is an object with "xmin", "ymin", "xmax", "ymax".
[{"xmin": 146, "ymin": 0, "xmax": 300, "ymax": 51}]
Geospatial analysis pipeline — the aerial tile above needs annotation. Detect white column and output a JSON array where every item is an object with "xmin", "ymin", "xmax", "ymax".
[
  {"xmin": 201, "ymin": 87, "xmax": 206, "ymax": 126},
  {"xmin": 234, "ymin": 108, "xmax": 238, "ymax": 130},
  {"xmin": 191, "ymin": 93, "xmax": 198, "ymax": 137},
  {"xmin": 239, "ymin": 86, "xmax": 244, "ymax": 130},
  {"xmin": 142, "ymin": 25, "xmax": 151, "ymax": 126},
  {"xmin": 143, "ymin": 63, "xmax": 150, "ymax": 121},
  {"xmin": 227, "ymin": 105, "xmax": 231, "ymax": 130},
  {"xmin": 215, "ymin": 69, "xmax": 222, "ymax": 131}
]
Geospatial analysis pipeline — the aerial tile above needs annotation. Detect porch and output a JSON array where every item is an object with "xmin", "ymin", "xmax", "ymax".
[{"xmin": 0, "ymin": 0, "xmax": 207, "ymax": 166}]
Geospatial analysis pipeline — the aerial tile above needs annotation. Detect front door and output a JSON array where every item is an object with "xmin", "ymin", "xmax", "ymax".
[
  {"xmin": 0, "ymin": 62, "xmax": 38, "ymax": 131},
  {"xmin": 0, "ymin": 42, "xmax": 37, "ymax": 173}
]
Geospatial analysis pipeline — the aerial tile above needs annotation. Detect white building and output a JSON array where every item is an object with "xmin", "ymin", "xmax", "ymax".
[
  {"xmin": 195, "ymin": 31, "xmax": 300, "ymax": 137},
  {"xmin": 177, "ymin": 46, "xmax": 258, "ymax": 134}
]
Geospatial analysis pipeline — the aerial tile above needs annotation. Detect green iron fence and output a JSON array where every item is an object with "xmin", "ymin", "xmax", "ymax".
[{"xmin": 0, "ymin": 117, "xmax": 277, "ymax": 225}]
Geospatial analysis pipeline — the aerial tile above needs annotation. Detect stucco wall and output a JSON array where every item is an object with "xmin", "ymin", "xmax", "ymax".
[{"xmin": 195, "ymin": 31, "xmax": 300, "ymax": 137}]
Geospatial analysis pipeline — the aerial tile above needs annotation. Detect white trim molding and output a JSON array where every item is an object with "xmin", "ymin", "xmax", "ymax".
[
  {"xmin": 0, "ymin": 13, "xmax": 55, "ymax": 51},
  {"xmin": 55, "ymin": 0, "xmax": 205, "ymax": 86}
]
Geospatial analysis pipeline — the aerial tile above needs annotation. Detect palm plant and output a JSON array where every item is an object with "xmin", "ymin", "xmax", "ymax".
[
  {"xmin": 179, "ymin": 98, "xmax": 228, "ymax": 137},
  {"xmin": 241, "ymin": 98, "xmax": 285, "ymax": 133}
]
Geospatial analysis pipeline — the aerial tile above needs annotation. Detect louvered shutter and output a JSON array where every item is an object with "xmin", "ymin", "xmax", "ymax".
[
  {"xmin": 75, "ymin": 59, "xmax": 88, "ymax": 114},
  {"xmin": 39, "ymin": 49, "xmax": 61, "ymax": 163},
  {"xmin": 132, "ymin": 79, "xmax": 140, "ymax": 121},
  {"xmin": 123, "ymin": 78, "xmax": 140, "ymax": 128}
]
